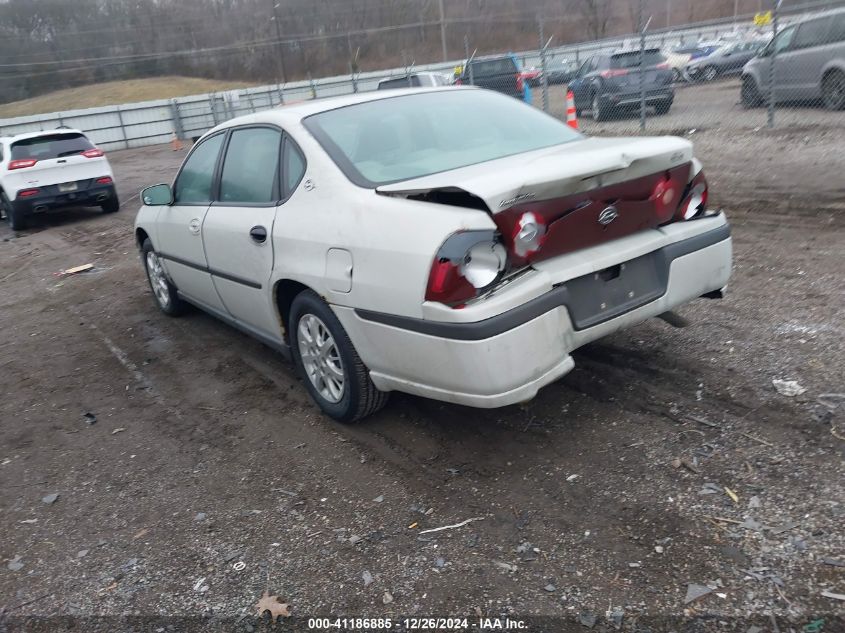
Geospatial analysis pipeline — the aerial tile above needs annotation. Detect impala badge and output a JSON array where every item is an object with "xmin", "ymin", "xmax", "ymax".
[{"xmin": 598, "ymin": 206, "xmax": 619, "ymax": 226}]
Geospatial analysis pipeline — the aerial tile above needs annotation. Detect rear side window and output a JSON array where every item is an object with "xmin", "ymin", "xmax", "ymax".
[
  {"xmin": 220, "ymin": 127, "xmax": 282, "ymax": 204},
  {"xmin": 283, "ymin": 140, "xmax": 306, "ymax": 195},
  {"xmin": 471, "ymin": 58, "xmax": 517, "ymax": 76},
  {"xmin": 11, "ymin": 133, "xmax": 93, "ymax": 160},
  {"xmin": 830, "ymin": 13, "xmax": 845, "ymax": 42},
  {"xmin": 174, "ymin": 133, "xmax": 225, "ymax": 204},
  {"xmin": 793, "ymin": 18, "xmax": 830, "ymax": 50},
  {"xmin": 611, "ymin": 51, "xmax": 666, "ymax": 69}
]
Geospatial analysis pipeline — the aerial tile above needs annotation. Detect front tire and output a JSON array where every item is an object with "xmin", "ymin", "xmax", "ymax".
[
  {"xmin": 290, "ymin": 290, "xmax": 388, "ymax": 423},
  {"xmin": 822, "ymin": 70, "xmax": 845, "ymax": 111},
  {"xmin": 141, "ymin": 238, "xmax": 187, "ymax": 316},
  {"xmin": 2, "ymin": 193, "xmax": 27, "ymax": 231},
  {"xmin": 702, "ymin": 66, "xmax": 718, "ymax": 82},
  {"xmin": 591, "ymin": 94, "xmax": 608, "ymax": 122}
]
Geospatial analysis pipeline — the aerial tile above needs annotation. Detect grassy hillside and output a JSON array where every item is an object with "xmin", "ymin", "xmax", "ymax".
[{"xmin": 0, "ymin": 77, "xmax": 258, "ymax": 118}]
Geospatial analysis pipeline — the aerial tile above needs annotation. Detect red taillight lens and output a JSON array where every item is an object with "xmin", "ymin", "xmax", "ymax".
[
  {"xmin": 18, "ymin": 188, "xmax": 40, "ymax": 197},
  {"xmin": 600, "ymin": 69, "xmax": 629, "ymax": 78},
  {"xmin": 96, "ymin": 176, "xmax": 113, "ymax": 184},
  {"xmin": 426, "ymin": 259, "xmax": 477, "ymax": 304},
  {"xmin": 655, "ymin": 62, "xmax": 670, "ymax": 70},
  {"xmin": 82, "ymin": 148, "xmax": 104, "ymax": 158},
  {"xmin": 8, "ymin": 159, "xmax": 37, "ymax": 170},
  {"xmin": 676, "ymin": 172, "xmax": 708, "ymax": 221},
  {"xmin": 425, "ymin": 232, "xmax": 508, "ymax": 306}
]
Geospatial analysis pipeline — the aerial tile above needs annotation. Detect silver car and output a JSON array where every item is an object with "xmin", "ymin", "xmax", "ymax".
[{"xmin": 742, "ymin": 7, "xmax": 845, "ymax": 109}]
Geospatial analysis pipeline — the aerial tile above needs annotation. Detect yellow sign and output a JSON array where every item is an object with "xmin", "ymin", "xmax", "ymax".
[{"xmin": 753, "ymin": 11, "xmax": 772, "ymax": 26}]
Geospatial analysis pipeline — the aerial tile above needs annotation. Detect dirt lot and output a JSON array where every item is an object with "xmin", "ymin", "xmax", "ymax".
[{"xmin": 1, "ymin": 117, "xmax": 844, "ymax": 632}]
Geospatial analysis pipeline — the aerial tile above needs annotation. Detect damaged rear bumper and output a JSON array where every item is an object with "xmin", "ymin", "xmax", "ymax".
[{"xmin": 333, "ymin": 215, "xmax": 732, "ymax": 408}]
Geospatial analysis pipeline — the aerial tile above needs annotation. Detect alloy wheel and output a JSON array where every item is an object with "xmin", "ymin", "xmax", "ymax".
[
  {"xmin": 145, "ymin": 251, "xmax": 171, "ymax": 309},
  {"xmin": 297, "ymin": 314, "xmax": 345, "ymax": 404}
]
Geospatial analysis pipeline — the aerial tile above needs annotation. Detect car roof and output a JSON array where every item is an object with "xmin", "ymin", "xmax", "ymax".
[{"xmin": 6, "ymin": 128, "xmax": 86, "ymax": 143}]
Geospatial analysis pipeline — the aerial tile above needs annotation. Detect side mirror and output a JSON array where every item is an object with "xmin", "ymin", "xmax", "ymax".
[{"xmin": 141, "ymin": 183, "xmax": 173, "ymax": 206}]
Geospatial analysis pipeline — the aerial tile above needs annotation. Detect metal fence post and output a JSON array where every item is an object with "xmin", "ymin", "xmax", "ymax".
[
  {"xmin": 350, "ymin": 62, "xmax": 359, "ymax": 93},
  {"xmin": 464, "ymin": 35, "xmax": 474, "ymax": 85},
  {"xmin": 538, "ymin": 15, "xmax": 550, "ymax": 112},
  {"xmin": 208, "ymin": 95, "xmax": 219, "ymax": 126},
  {"xmin": 639, "ymin": 0, "xmax": 647, "ymax": 132},
  {"xmin": 308, "ymin": 73, "xmax": 317, "ymax": 99},
  {"xmin": 767, "ymin": 0, "xmax": 780, "ymax": 129},
  {"xmin": 278, "ymin": 83, "xmax": 285, "ymax": 106},
  {"xmin": 116, "ymin": 105, "xmax": 130, "ymax": 149},
  {"xmin": 169, "ymin": 99, "xmax": 184, "ymax": 141}
]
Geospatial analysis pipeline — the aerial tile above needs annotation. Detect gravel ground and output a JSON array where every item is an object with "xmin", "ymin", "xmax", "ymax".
[{"xmin": 1, "ymin": 116, "xmax": 843, "ymax": 632}]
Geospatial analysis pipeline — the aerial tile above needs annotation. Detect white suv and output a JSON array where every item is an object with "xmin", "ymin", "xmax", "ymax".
[
  {"xmin": 0, "ymin": 129, "xmax": 118, "ymax": 230},
  {"xmin": 135, "ymin": 88, "xmax": 732, "ymax": 423}
]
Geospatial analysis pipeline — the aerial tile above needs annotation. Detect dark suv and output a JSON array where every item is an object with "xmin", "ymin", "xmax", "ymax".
[
  {"xmin": 457, "ymin": 54, "xmax": 525, "ymax": 99},
  {"xmin": 568, "ymin": 49, "xmax": 674, "ymax": 121}
]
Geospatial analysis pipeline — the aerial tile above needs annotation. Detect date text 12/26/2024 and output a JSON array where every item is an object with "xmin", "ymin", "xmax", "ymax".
[{"xmin": 306, "ymin": 618, "xmax": 528, "ymax": 630}]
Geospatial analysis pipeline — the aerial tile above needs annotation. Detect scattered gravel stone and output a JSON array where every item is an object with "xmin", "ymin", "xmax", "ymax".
[
  {"xmin": 77, "ymin": 549, "xmax": 89, "ymax": 558},
  {"xmin": 8, "ymin": 556, "xmax": 23, "ymax": 571},
  {"xmin": 42, "ymin": 493, "xmax": 59, "ymax": 504},
  {"xmin": 194, "ymin": 513, "xmax": 206, "ymax": 522},
  {"xmin": 382, "ymin": 591, "xmax": 393, "ymax": 605},
  {"xmin": 543, "ymin": 584, "xmax": 556, "ymax": 592},
  {"xmin": 362, "ymin": 570, "xmax": 373, "ymax": 586},
  {"xmin": 372, "ymin": 495, "xmax": 384, "ymax": 503}
]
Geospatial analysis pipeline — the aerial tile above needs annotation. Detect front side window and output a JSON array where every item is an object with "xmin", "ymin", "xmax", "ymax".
[
  {"xmin": 304, "ymin": 90, "xmax": 582, "ymax": 187},
  {"xmin": 219, "ymin": 127, "xmax": 282, "ymax": 204},
  {"xmin": 174, "ymin": 133, "xmax": 225, "ymax": 204},
  {"xmin": 771, "ymin": 26, "xmax": 797, "ymax": 54}
]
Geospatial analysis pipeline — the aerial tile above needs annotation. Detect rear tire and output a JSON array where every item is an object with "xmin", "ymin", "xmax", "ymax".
[
  {"xmin": 821, "ymin": 70, "xmax": 845, "ymax": 111},
  {"xmin": 290, "ymin": 290, "xmax": 388, "ymax": 423},
  {"xmin": 741, "ymin": 76, "xmax": 763, "ymax": 108},
  {"xmin": 101, "ymin": 195, "xmax": 120, "ymax": 214},
  {"xmin": 655, "ymin": 100, "xmax": 672, "ymax": 115},
  {"xmin": 141, "ymin": 238, "xmax": 187, "ymax": 317}
]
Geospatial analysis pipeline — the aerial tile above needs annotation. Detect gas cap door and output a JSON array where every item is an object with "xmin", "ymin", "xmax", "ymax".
[{"xmin": 325, "ymin": 248, "xmax": 353, "ymax": 293}]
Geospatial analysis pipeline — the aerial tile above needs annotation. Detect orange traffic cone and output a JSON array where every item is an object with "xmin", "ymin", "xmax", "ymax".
[
  {"xmin": 170, "ymin": 132, "xmax": 184, "ymax": 152},
  {"xmin": 566, "ymin": 90, "xmax": 579, "ymax": 130}
]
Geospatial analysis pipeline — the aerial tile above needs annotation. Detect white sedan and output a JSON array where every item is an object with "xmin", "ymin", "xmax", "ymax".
[{"xmin": 135, "ymin": 87, "xmax": 732, "ymax": 422}]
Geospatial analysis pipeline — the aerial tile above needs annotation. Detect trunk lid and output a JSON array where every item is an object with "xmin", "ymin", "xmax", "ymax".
[{"xmin": 377, "ymin": 135, "xmax": 694, "ymax": 264}]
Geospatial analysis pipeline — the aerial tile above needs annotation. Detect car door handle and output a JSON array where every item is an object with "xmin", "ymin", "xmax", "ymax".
[{"xmin": 249, "ymin": 225, "xmax": 268, "ymax": 243}]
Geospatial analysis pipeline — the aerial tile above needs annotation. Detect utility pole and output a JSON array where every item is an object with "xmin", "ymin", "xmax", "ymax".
[
  {"xmin": 270, "ymin": 0, "xmax": 287, "ymax": 83},
  {"xmin": 439, "ymin": 0, "xmax": 448, "ymax": 62}
]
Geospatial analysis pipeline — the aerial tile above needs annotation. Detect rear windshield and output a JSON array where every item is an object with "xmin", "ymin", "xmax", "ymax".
[
  {"xmin": 470, "ymin": 58, "xmax": 518, "ymax": 76},
  {"xmin": 303, "ymin": 89, "xmax": 582, "ymax": 187},
  {"xmin": 610, "ymin": 51, "xmax": 666, "ymax": 68},
  {"xmin": 11, "ymin": 133, "xmax": 94, "ymax": 160},
  {"xmin": 378, "ymin": 76, "xmax": 421, "ymax": 90}
]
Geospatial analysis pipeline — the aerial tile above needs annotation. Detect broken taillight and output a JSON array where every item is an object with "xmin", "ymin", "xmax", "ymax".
[
  {"xmin": 675, "ymin": 171, "xmax": 708, "ymax": 220},
  {"xmin": 425, "ymin": 231, "xmax": 508, "ymax": 306},
  {"xmin": 82, "ymin": 148, "xmax": 105, "ymax": 159}
]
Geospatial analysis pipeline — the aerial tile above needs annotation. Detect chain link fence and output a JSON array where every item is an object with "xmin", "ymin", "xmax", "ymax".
[{"xmin": 1, "ymin": 0, "xmax": 843, "ymax": 149}]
